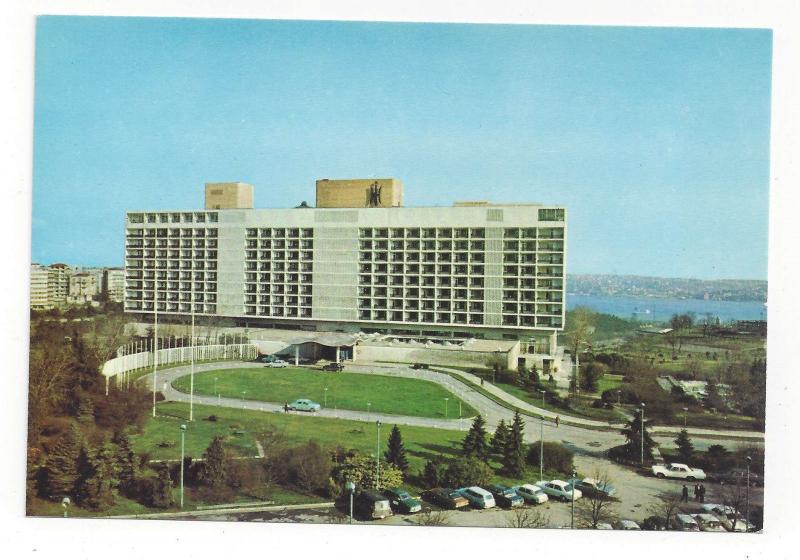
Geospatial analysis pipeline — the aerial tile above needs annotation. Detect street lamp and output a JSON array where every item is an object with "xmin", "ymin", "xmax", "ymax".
[
  {"xmin": 179, "ymin": 424, "xmax": 187, "ymax": 509},
  {"xmin": 375, "ymin": 420, "xmax": 382, "ymax": 489},
  {"xmin": 616, "ymin": 390, "xmax": 622, "ymax": 406},
  {"xmin": 745, "ymin": 456, "xmax": 752, "ymax": 532},
  {"xmin": 345, "ymin": 481, "xmax": 355, "ymax": 523},
  {"xmin": 538, "ymin": 389, "xmax": 546, "ymax": 408},
  {"xmin": 367, "ymin": 402, "xmax": 371, "ymax": 416},
  {"xmin": 214, "ymin": 376, "xmax": 218, "ymax": 395},
  {"xmin": 571, "ymin": 468, "xmax": 577, "ymax": 529},
  {"xmin": 324, "ymin": 387, "xmax": 328, "ymax": 408},
  {"xmin": 444, "ymin": 397, "xmax": 449, "ymax": 418},
  {"xmin": 683, "ymin": 407, "xmax": 688, "ymax": 428},
  {"xmin": 539, "ymin": 416, "xmax": 545, "ymax": 482},
  {"xmin": 640, "ymin": 403, "xmax": 646, "ymax": 465},
  {"xmin": 61, "ymin": 496, "xmax": 70, "ymax": 518}
]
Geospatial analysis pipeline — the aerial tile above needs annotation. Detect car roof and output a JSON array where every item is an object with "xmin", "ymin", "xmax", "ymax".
[{"xmin": 549, "ymin": 480, "xmax": 567, "ymax": 485}]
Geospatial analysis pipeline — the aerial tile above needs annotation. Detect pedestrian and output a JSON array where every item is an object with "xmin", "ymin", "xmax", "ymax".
[
  {"xmin": 480, "ymin": 377, "xmax": 484, "ymax": 387},
  {"xmin": 284, "ymin": 402, "xmax": 289, "ymax": 413},
  {"xmin": 555, "ymin": 416, "xmax": 560, "ymax": 428},
  {"xmin": 699, "ymin": 484, "xmax": 706, "ymax": 503},
  {"xmin": 693, "ymin": 484, "xmax": 700, "ymax": 501},
  {"xmin": 681, "ymin": 485, "xmax": 689, "ymax": 503}
]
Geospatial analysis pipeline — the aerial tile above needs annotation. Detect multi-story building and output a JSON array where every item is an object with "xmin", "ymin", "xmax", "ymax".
[
  {"xmin": 30, "ymin": 264, "xmax": 50, "ymax": 309},
  {"xmin": 103, "ymin": 268, "xmax": 126, "ymax": 302},
  {"xmin": 29, "ymin": 262, "xmax": 72, "ymax": 309},
  {"xmin": 68, "ymin": 272, "xmax": 100, "ymax": 304},
  {"xmin": 124, "ymin": 179, "xmax": 566, "ymax": 356}
]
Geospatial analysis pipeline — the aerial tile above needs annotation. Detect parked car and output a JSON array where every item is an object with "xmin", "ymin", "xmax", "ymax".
[
  {"xmin": 322, "ymin": 362, "xmax": 344, "ymax": 372},
  {"xmin": 651, "ymin": 463, "xmax": 706, "ymax": 481},
  {"xmin": 456, "ymin": 487, "xmax": 496, "ymax": 509},
  {"xmin": 693, "ymin": 513, "xmax": 727, "ymax": 532},
  {"xmin": 535, "ymin": 480, "xmax": 582, "ymax": 502},
  {"xmin": 410, "ymin": 363, "xmax": 428, "ymax": 370},
  {"xmin": 708, "ymin": 469, "xmax": 762, "ymax": 487},
  {"xmin": 422, "ymin": 488, "xmax": 469, "ymax": 510},
  {"xmin": 614, "ymin": 520, "xmax": 641, "ymax": 530},
  {"xmin": 383, "ymin": 488, "xmax": 422, "ymax": 514},
  {"xmin": 354, "ymin": 490, "xmax": 393, "ymax": 520},
  {"xmin": 567, "ymin": 477, "xmax": 616, "ymax": 499},
  {"xmin": 672, "ymin": 513, "xmax": 701, "ymax": 531},
  {"xmin": 595, "ymin": 523, "xmax": 614, "ymax": 530},
  {"xmin": 265, "ymin": 359, "xmax": 289, "ymax": 368},
  {"xmin": 258, "ymin": 354, "xmax": 278, "ymax": 363},
  {"xmin": 702, "ymin": 504, "xmax": 754, "ymax": 532},
  {"xmin": 513, "ymin": 484, "xmax": 549, "ymax": 505},
  {"xmin": 487, "ymin": 484, "xmax": 524, "ymax": 508},
  {"xmin": 287, "ymin": 398, "xmax": 321, "ymax": 412}
]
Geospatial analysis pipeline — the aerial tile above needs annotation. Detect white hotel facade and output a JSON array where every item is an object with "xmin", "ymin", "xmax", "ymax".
[{"xmin": 124, "ymin": 180, "xmax": 566, "ymax": 358}]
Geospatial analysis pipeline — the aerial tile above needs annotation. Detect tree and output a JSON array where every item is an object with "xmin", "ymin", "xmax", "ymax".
[
  {"xmin": 288, "ymin": 440, "xmax": 331, "ymax": 494},
  {"xmin": 331, "ymin": 453, "xmax": 403, "ymax": 490},
  {"xmin": 40, "ymin": 422, "xmax": 85, "ymax": 500},
  {"xmin": 526, "ymin": 441, "xmax": 574, "ymax": 476},
  {"xmin": 384, "ymin": 425, "xmax": 409, "ymax": 474},
  {"xmin": 502, "ymin": 411, "xmax": 526, "ymax": 476},
  {"xmin": 462, "ymin": 415, "xmax": 489, "ymax": 461},
  {"xmin": 646, "ymin": 491, "xmax": 683, "ymax": 530},
  {"xmin": 442, "ymin": 457, "xmax": 493, "ymax": 488},
  {"xmin": 614, "ymin": 409, "xmax": 656, "ymax": 463},
  {"xmin": 75, "ymin": 394, "xmax": 95, "ymax": 425},
  {"xmin": 674, "ymin": 429, "xmax": 694, "ymax": 464},
  {"xmin": 505, "ymin": 508, "xmax": 550, "ymax": 528},
  {"xmin": 485, "ymin": 353, "xmax": 506, "ymax": 384},
  {"xmin": 705, "ymin": 444, "xmax": 732, "ymax": 473},
  {"xmin": 491, "ymin": 420, "xmax": 510, "ymax": 455},
  {"xmin": 76, "ymin": 440, "xmax": 120, "ymax": 510},
  {"xmin": 718, "ymin": 478, "xmax": 749, "ymax": 531},
  {"xmin": 147, "ymin": 463, "xmax": 174, "ymax": 508},
  {"xmin": 421, "ymin": 459, "xmax": 447, "ymax": 488},
  {"xmin": 415, "ymin": 510, "xmax": 452, "ymax": 526},
  {"xmin": 580, "ymin": 361, "xmax": 608, "ymax": 393},
  {"xmin": 566, "ymin": 307, "xmax": 595, "ymax": 395},
  {"xmin": 704, "ymin": 378, "xmax": 726, "ymax": 412},
  {"xmin": 198, "ymin": 436, "xmax": 228, "ymax": 487},
  {"xmin": 576, "ymin": 470, "xmax": 618, "ymax": 529}
]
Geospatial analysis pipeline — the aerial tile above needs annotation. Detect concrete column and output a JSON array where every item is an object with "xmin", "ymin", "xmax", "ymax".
[
  {"xmin": 550, "ymin": 330, "xmax": 558, "ymax": 356},
  {"xmin": 295, "ymin": 345, "xmax": 299, "ymax": 366},
  {"xmin": 352, "ymin": 344, "xmax": 358, "ymax": 362},
  {"xmin": 335, "ymin": 346, "xmax": 340, "ymax": 363}
]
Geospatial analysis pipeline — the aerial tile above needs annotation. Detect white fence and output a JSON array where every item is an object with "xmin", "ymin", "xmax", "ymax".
[{"xmin": 102, "ymin": 343, "xmax": 260, "ymax": 387}]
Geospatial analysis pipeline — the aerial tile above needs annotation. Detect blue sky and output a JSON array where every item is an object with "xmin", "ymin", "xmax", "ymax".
[{"xmin": 32, "ymin": 17, "xmax": 772, "ymax": 280}]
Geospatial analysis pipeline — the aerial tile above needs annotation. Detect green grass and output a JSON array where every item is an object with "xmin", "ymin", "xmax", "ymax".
[
  {"xmin": 491, "ymin": 380, "xmax": 623, "ymax": 422},
  {"xmin": 171, "ymin": 367, "xmax": 477, "ymax": 419},
  {"xmin": 595, "ymin": 374, "xmax": 624, "ymax": 395}
]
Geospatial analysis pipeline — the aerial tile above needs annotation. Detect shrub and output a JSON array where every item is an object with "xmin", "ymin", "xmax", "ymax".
[
  {"xmin": 442, "ymin": 457, "xmax": 494, "ymax": 488},
  {"xmin": 287, "ymin": 440, "xmax": 332, "ymax": 494},
  {"xmin": 421, "ymin": 459, "xmax": 447, "ymax": 488},
  {"xmin": 525, "ymin": 441, "xmax": 574, "ymax": 476}
]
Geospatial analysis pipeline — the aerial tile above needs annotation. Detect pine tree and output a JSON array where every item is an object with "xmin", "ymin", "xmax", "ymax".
[
  {"xmin": 199, "ymin": 436, "xmax": 227, "ymax": 487},
  {"xmin": 502, "ymin": 411, "xmax": 526, "ymax": 476},
  {"xmin": 384, "ymin": 425, "xmax": 409, "ymax": 474},
  {"xmin": 76, "ymin": 440, "xmax": 120, "ymax": 510},
  {"xmin": 462, "ymin": 414, "xmax": 489, "ymax": 461},
  {"xmin": 491, "ymin": 420, "xmax": 510, "ymax": 455},
  {"xmin": 150, "ymin": 463, "xmax": 174, "ymax": 508},
  {"xmin": 76, "ymin": 395, "xmax": 95, "ymax": 425},
  {"xmin": 40, "ymin": 422, "xmax": 85, "ymax": 500},
  {"xmin": 620, "ymin": 409, "xmax": 656, "ymax": 462},
  {"xmin": 674, "ymin": 429, "xmax": 694, "ymax": 464},
  {"xmin": 112, "ymin": 432, "xmax": 139, "ymax": 495}
]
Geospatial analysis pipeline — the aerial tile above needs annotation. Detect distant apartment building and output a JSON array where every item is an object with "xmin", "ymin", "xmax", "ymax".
[
  {"xmin": 124, "ymin": 179, "xmax": 567, "ymax": 356},
  {"xmin": 103, "ymin": 268, "xmax": 125, "ymax": 302},
  {"xmin": 30, "ymin": 264, "xmax": 50, "ymax": 309},
  {"xmin": 29, "ymin": 262, "xmax": 72, "ymax": 309},
  {"xmin": 68, "ymin": 272, "xmax": 100, "ymax": 304}
]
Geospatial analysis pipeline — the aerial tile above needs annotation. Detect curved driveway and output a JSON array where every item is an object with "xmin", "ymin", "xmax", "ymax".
[{"xmin": 144, "ymin": 361, "xmax": 762, "ymax": 458}]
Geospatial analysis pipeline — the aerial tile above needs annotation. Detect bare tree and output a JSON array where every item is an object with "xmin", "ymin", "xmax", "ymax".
[
  {"xmin": 647, "ymin": 491, "xmax": 683, "ymax": 530},
  {"xmin": 415, "ymin": 510, "xmax": 452, "ymax": 526},
  {"xmin": 505, "ymin": 508, "xmax": 550, "ymax": 529},
  {"xmin": 575, "ymin": 470, "xmax": 618, "ymax": 528},
  {"xmin": 718, "ymin": 479, "xmax": 749, "ymax": 531},
  {"xmin": 566, "ymin": 307, "xmax": 594, "ymax": 395},
  {"xmin": 27, "ymin": 345, "xmax": 73, "ymax": 437}
]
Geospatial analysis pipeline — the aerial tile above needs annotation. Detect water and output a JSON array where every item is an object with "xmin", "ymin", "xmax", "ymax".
[{"xmin": 566, "ymin": 293, "xmax": 766, "ymax": 323}]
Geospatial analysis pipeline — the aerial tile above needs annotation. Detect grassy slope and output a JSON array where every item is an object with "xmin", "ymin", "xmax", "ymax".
[{"xmin": 171, "ymin": 367, "xmax": 477, "ymax": 419}]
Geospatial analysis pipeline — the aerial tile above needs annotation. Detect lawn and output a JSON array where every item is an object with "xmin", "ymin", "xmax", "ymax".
[
  {"xmin": 595, "ymin": 373, "xmax": 624, "ymax": 396},
  {"xmin": 491, "ymin": 380, "xmax": 623, "ymax": 422},
  {"xmin": 171, "ymin": 367, "xmax": 477, "ymax": 419}
]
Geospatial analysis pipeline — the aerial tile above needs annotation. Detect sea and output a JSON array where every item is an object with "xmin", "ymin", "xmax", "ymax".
[{"xmin": 566, "ymin": 294, "xmax": 767, "ymax": 323}]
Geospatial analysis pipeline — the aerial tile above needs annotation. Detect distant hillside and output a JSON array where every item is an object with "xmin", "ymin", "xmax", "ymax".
[{"xmin": 567, "ymin": 274, "xmax": 767, "ymax": 302}]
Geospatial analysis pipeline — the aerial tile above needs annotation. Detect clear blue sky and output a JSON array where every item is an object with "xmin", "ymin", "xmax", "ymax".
[{"xmin": 32, "ymin": 17, "xmax": 772, "ymax": 280}]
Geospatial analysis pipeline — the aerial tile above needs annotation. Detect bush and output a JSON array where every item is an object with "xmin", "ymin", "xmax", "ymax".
[
  {"xmin": 421, "ymin": 459, "xmax": 448, "ymax": 488},
  {"xmin": 287, "ymin": 441, "xmax": 332, "ymax": 494},
  {"xmin": 205, "ymin": 415, "xmax": 218, "ymax": 422},
  {"xmin": 525, "ymin": 442, "xmax": 574, "ymax": 476},
  {"xmin": 641, "ymin": 515, "xmax": 665, "ymax": 530},
  {"xmin": 442, "ymin": 457, "xmax": 494, "ymax": 488}
]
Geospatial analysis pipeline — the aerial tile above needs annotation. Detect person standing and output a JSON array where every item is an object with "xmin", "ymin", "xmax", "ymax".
[
  {"xmin": 555, "ymin": 416, "xmax": 560, "ymax": 428},
  {"xmin": 693, "ymin": 484, "xmax": 700, "ymax": 501},
  {"xmin": 681, "ymin": 484, "xmax": 689, "ymax": 503},
  {"xmin": 698, "ymin": 484, "xmax": 706, "ymax": 503}
]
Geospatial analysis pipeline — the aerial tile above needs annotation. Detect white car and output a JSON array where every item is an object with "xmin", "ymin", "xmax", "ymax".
[
  {"xmin": 595, "ymin": 523, "xmax": 614, "ymax": 530},
  {"xmin": 651, "ymin": 462, "xmax": 706, "ymax": 480},
  {"xmin": 702, "ymin": 504, "xmax": 755, "ymax": 532},
  {"xmin": 535, "ymin": 480, "xmax": 582, "ymax": 502},
  {"xmin": 266, "ymin": 359, "xmax": 289, "ymax": 368},
  {"xmin": 693, "ymin": 513, "xmax": 727, "ymax": 532},
  {"xmin": 673, "ymin": 513, "xmax": 700, "ymax": 531},
  {"xmin": 614, "ymin": 520, "xmax": 641, "ymax": 530},
  {"xmin": 456, "ymin": 487, "xmax": 496, "ymax": 509},
  {"xmin": 513, "ymin": 484, "xmax": 549, "ymax": 505}
]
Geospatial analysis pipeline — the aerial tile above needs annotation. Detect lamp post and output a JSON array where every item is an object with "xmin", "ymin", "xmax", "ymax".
[
  {"xmin": 179, "ymin": 424, "xmax": 187, "ymax": 509},
  {"xmin": 346, "ymin": 481, "xmax": 355, "ymax": 524},
  {"xmin": 444, "ymin": 397, "xmax": 449, "ymax": 418},
  {"xmin": 640, "ymin": 403, "xmax": 646, "ymax": 465},
  {"xmin": 571, "ymin": 468, "xmax": 576, "ymax": 529},
  {"xmin": 324, "ymin": 387, "xmax": 328, "ymax": 408},
  {"xmin": 367, "ymin": 402, "xmax": 371, "ymax": 417},
  {"xmin": 683, "ymin": 407, "xmax": 688, "ymax": 428},
  {"xmin": 214, "ymin": 376, "xmax": 218, "ymax": 395},
  {"xmin": 616, "ymin": 390, "xmax": 622, "ymax": 406},
  {"xmin": 539, "ymin": 416, "xmax": 545, "ymax": 482},
  {"xmin": 538, "ymin": 389, "xmax": 546, "ymax": 408},
  {"xmin": 745, "ymin": 456, "xmax": 752, "ymax": 532},
  {"xmin": 61, "ymin": 496, "xmax": 70, "ymax": 518},
  {"xmin": 375, "ymin": 420, "xmax": 382, "ymax": 489}
]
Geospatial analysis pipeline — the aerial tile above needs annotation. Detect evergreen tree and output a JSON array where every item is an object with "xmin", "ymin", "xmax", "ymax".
[
  {"xmin": 112, "ymin": 432, "xmax": 139, "ymax": 495},
  {"xmin": 619, "ymin": 409, "xmax": 656, "ymax": 462},
  {"xmin": 704, "ymin": 379, "xmax": 726, "ymax": 412},
  {"xmin": 422, "ymin": 459, "xmax": 447, "ymax": 487},
  {"xmin": 76, "ymin": 394, "xmax": 95, "ymax": 425},
  {"xmin": 150, "ymin": 463, "xmax": 174, "ymax": 508},
  {"xmin": 502, "ymin": 411, "xmax": 526, "ymax": 476},
  {"xmin": 461, "ymin": 414, "xmax": 489, "ymax": 461},
  {"xmin": 674, "ymin": 429, "xmax": 694, "ymax": 464},
  {"xmin": 491, "ymin": 420, "xmax": 510, "ymax": 455},
  {"xmin": 199, "ymin": 436, "xmax": 227, "ymax": 487},
  {"xmin": 40, "ymin": 422, "xmax": 85, "ymax": 500},
  {"xmin": 76, "ymin": 440, "xmax": 120, "ymax": 510},
  {"xmin": 384, "ymin": 425, "xmax": 409, "ymax": 474}
]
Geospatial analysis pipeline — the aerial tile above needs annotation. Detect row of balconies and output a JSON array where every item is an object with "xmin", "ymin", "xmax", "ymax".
[
  {"xmin": 125, "ymin": 271, "xmax": 217, "ymax": 281},
  {"xmin": 133, "ymin": 228, "xmax": 218, "ymax": 238},
  {"xmin": 504, "ymin": 227, "xmax": 564, "ymax": 239},
  {"xmin": 358, "ymin": 298, "xmax": 485, "ymax": 312},
  {"xmin": 243, "ymin": 273, "xmax": 312, "ymax": 283},
  {"xmin": 359, "ymin": 264, "xmax": 484, "ymax": 276},
  {"xmin": 128, "ymin": 291, "xmax": 217, "ymax": 303},
  {"xmin": 127, "ymin": 239, "xmax": 218, "ymax": 249},
  {"xmin": 244, "ymin": 263, "xmax": 312, "ymax": 275},
  {"xmin": 244, "ymin": 306, "xmax": 313, "ymax": 318},
  {"xmin": 245, "ymin": 228, "xmax": 314, "ymax": 238},
  {"xmin": 359, "ymin": 252, "xmax": 483, "ymax": 264},
  {"xmin": 504, "ymin": 315, "xmax": 563, "ymax": 328},
  {"xmin": 243, "ymin": 249, "xmax": 314, "ymax": 260},
  {"xmin": 358, "ymin": 310, "xmax": 486, "ymax": 325},
  {"xmin": 244, "ymin": 285, "xmax": 312, "ymax": 295},
  {"xmin": 127, "ymin": 260, "xmax": 218, "ymax": 271},
  {"xmin": 360, "ymin": 228, "xmax": 485, "ymax": 240},
  {"xmin": 247, "ymin": 295, "xmax": 313, "ymax": 305},
  {"xmin": 126, "ymin": 301, "xmax": 218, "ymax": 313},
  {"xmin": 129, "ymin": 212, "xmax": 218, "ymax": 225},
  {"xmin": 358, "ymin": 275, "xmax": 483, "ymax": 288},
  {"xmin": 247, "ymin": 240, "xmax": 313, "ymax": 250}
]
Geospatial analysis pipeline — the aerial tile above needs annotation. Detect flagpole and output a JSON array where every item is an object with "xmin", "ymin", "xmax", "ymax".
[
  {"xmin": 152, "ymin": 276, "xmax": 159, "ymax": 418},
  {"xmin": 190, "ymin": 265, "xmax": 195, "ymax": 422}
]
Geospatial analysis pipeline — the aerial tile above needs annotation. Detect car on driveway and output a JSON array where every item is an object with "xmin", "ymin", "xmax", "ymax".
[
  {"xmin": 614, "ymin": 520, "xmax": 641, "ymax": 530},
  {"xmin": 535, "ymin": 480, "xmax": 582, "ymax": 502},
  {"xmin": 693, "ymin": 513, "xmax": 727, "ymax": 532},
  {"xmin": 383, "ymin": 488, "xmax": 422, "ymax": 514},
  {"xmin": 354, "ymin": 490, "xmax": 393, "ymax": 520},
  {"xmin": 487, "ymin": 484, "xmax": 524, "ymax": 508},
  {"xmin": 513, "ymin": 484, "xmax": 549, "ymax": 505},
  {"xmin": 673, "ymin": 513, "xmax": 701, "ymax": 531},
  {"xmin": 651, "ymin": 463, "xmax": 706, "ymax": 481},
  {"xmin": 456, "ymin": 487, "xmax": 496, "ymax": 509},
  {"xmin": 322, "ymin": 362, "xmax": 344, "ymax": 372},
  {"xmin": 702, "ymin": 504, "xmax": 754, "ymax": 532},
  {"xmin": 422, "ymin": 488, "xmax": 469, "ymax": 510},
  {"xmin": 287, "ymin": 398, "xmax": 321, "ymax": 412},
  {"xmin": 567, "ymin": 477, "xmax": 616, "ymax": 499},
  {"xmin": 708, "ymin": 469, "xmax": 762, "ymax": 487},
  {"xmin": 265, "ymin": 359, "xmax": 289, "ymax": 368},
  {"xmin": 410, "ymin": 363, "xmax": 428, "ymax": 370}
]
